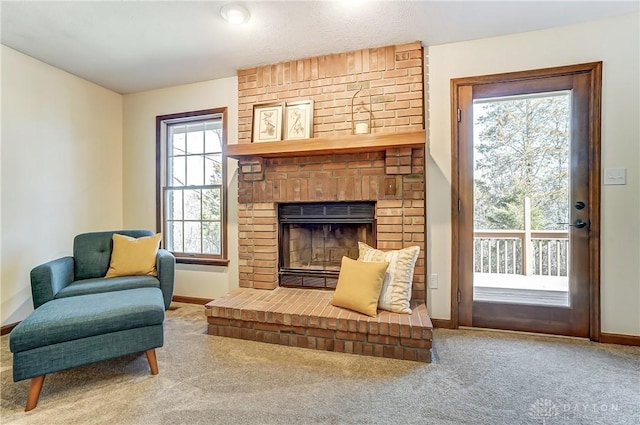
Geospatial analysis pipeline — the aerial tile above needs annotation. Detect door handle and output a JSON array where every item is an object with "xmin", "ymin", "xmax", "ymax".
[{"xmin": 557, "ymin": 219, "xmax": 589, "ymax": 229}]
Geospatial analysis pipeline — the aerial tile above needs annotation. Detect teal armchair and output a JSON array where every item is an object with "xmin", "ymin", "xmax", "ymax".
[{"xmin": 30, "ymin": 230, "xmax": 175, "ymax": 310}]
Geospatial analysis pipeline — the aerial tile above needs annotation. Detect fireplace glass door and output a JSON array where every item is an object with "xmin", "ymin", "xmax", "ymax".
[{"xmin": 278, "ymin": 202, "xmax": 375, "ymax": 289}]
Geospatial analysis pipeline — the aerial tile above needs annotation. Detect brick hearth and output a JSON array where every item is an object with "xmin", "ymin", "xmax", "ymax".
[{"xmin": 205, "ymin": 288, "xmax": 433, "ymax": 362}]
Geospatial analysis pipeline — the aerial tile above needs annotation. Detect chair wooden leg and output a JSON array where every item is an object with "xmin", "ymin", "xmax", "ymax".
[
  {"xmin": 25, "ymin": 375, "xmax": 45, "ymax": 412},
  {"xmin": 145, "ymin": 349, "xmax": 159, "ymax": 375}
]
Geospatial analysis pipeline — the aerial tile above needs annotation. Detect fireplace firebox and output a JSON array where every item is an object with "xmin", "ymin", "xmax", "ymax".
[{"xmin": 278, "ymin": 202, "xmax": 376, "ymax": 289}]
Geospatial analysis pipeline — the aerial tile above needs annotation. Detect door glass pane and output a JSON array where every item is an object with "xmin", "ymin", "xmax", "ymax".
[{"xmin": 472, "ymin": 91, "xmax": 571, "ymax": 306}]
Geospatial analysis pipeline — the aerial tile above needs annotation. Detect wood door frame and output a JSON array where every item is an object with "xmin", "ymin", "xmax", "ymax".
[{"xmin": 450, "ymin": 62, "xmax": 602, "ymax": 340}]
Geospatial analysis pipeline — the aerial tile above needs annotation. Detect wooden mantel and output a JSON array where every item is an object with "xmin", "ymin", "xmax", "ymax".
[{"xmin": 225, "ymin": 130, "xmax": 426, "ymax": 160}]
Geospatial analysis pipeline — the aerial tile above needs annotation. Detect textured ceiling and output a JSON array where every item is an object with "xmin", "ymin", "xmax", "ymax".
[{"xmin": 1, "ymin": 1, "xmax": 638, "ymax": 94}]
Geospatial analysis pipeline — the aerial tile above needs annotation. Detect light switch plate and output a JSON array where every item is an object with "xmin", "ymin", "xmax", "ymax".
[{"xmin": 603, "ymin": 168, "xmax": 626, "ymax": 185}]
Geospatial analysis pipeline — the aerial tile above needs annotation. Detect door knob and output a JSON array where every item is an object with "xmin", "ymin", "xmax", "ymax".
[
  {"xmin": 571, "ymin": 220, "xmax": 588, "ymax": 229},
  {"xmin": 557, "ymin": 219, "xmax": 589, "ymax": 229}
]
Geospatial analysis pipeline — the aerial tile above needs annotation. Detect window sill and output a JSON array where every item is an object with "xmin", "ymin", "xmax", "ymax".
[{"xmin": 175, "ymin": 257, "xmax": 230, "ymax": 267}]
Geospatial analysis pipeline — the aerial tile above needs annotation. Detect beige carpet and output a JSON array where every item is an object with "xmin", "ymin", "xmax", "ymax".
[{"xmin": 1, "ymin": 302, "xmax": 639, "ymax": 424}]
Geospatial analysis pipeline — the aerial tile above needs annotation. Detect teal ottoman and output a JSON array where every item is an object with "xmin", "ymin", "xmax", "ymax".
[{"xmin": 9, "ymin": 287, "xmax": 165, "ymax": 411}]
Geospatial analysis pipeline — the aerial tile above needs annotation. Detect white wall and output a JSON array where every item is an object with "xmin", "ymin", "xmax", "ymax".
[
  {"xmin": 122, "ymin": 78, "xmax": 239, "ymax": 300},
  {"xmin": 0, "ymin": 46, "xmax": 123, "ymax": 324},
  {"xmin": 426, "ymin": 13, "xmax": 640, "ymax": 336}
]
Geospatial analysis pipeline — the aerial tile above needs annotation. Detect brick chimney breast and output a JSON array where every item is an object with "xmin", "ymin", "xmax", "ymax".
[{"xmin": 235, "ymin": 42, "xmax": 425, "ymax": 303}]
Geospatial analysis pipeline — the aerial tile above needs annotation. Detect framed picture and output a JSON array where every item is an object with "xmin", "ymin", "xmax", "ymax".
[
  {"xmin": 284, "ymin": 100, "xmax": 314, "ymax": 140},
  {"xmin": 252, "ymin": 103, "xmax": 284, "ymax": 143}
]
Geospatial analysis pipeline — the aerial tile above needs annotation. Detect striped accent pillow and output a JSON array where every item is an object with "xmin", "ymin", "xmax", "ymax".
[{"xmin": 357, "ymin": 242, "xmax": 420, "ymax": 314}]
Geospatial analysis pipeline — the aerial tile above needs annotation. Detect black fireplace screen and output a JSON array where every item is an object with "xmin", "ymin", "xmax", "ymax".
[{"xmin": 278, "ymin": 202, "xmax": 375, "ymax": 289}]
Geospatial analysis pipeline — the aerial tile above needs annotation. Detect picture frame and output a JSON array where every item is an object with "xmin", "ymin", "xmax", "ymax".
[
  {"xmin": 252, "ymin": 103, "xmax": 284, "ymax": 143},
  {"xmin": 284, "ymin": 100, "xmax": 314, "ymax": 140}
]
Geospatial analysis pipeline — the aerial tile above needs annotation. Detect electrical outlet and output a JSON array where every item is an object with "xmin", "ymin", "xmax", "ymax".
[{"xmin": 429, "ymin": 274, "xmax": 438, "ymax": 289}]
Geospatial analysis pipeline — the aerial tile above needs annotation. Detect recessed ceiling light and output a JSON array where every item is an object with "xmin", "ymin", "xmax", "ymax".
[{"xmin": 220, "ymin": 4, "xmax": 250, "ymax": 25}]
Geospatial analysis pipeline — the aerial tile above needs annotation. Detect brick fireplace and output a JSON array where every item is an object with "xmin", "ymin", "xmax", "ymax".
[{"xmin": 205, "ymin": 41, "xmax": 432, "ymax": 362}]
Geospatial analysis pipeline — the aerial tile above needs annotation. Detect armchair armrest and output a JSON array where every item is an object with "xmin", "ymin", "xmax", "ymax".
[
  {"xmin": 30, "ymin": 257, "xmax": 74, "ymax": 309},
  {"xmin": 156, "ymin": 249, "xmax": 175, "ymax": 310}
]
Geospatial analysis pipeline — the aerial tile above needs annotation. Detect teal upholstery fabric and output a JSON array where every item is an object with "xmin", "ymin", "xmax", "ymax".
[
  {"xmin": 10, "ymin": 288, "xmax": 165, "ymax": 382},
  {"xmin": 30, "ymin": 230, "xmax": 175, "ymax": 310},
  {"xmin": 156, "ymin": 249, "xmax": 176, "ymax": 309},
  {"xmin": 30, "ymin": 257, "xmax": 74, "ymax": 309},
  {"xmin": 12, "ymin": 325, "xmax": 163, "ymax": 382},
  {"xmin": 73, "ymin": 230, "xmax": 153, "ymax": 280},
  {"xmin": 10, "ymin": 288, "xmax": 164, "ymax": 353},
  {"xmin": 55, "ymin": 275, "xmax": 159, "ymax": 300}
]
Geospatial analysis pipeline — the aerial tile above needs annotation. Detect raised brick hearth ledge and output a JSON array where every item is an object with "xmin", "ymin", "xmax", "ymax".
[{"xmin": 205, "ymin": 288, "xmax": 433, "ymax": 362}]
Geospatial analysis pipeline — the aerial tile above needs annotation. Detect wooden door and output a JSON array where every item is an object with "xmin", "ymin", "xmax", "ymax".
[{"xmin": 451, "ymin": 63, "xmax": 602, "ymax": 339}]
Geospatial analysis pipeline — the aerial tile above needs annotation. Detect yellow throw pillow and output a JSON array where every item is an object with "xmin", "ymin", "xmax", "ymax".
[
  {"xmin": 358, "ymin": 242, "xmax": 420, "ymax": 314},
  {"xmin": 331, "ymin": 256, "xmax": 389, "ymax": 317},
  {"xmin": 105, "ymin": 233, "xmax": 162, "ymax": 278}
]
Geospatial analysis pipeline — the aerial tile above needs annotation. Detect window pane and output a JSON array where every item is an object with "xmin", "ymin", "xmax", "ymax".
[
  {"xmin": 166, "ymin": 189, "xmax": 183, "ymax": 220},
  {"xmin": 170, "ymin": 125, "xmax": 186, "ymax": 156},
  {"xmin": 186, "ymin": 155, "xmax": 204, "ymax": 186},
  {"xmin": 205, "ymin": 120, "xmax": 222, "ymax": 132},
  {"xmin": 170, "ymin": 156, "xmax": 186, "ymax": 186},
  {"xmin": 183, "ymin": 189, "xmax": 201, "ymax": 220},
  {"xmin": 168, "ymin": 221, "xmax": 183, "ymax": 252},
  {"xmin": 184, "ymin": 221, "xmax": 202, "ymax": 253},
  {"xmin": 202, "ymin": 188, "xmax": 221, "ymax": 221},
  {"xmin": 203, "ymin": 222, "xmax": 221, "ymax": 255},
  {"xmin": 205, "ymin": 128, "xmax": 222, "ymax": 153},
  {"xmin": 205, "ymin": 154, "xmax": 223, "ymax": 185},
  {"xmin": 186, "ymin": 124, "xmax": 204, "ymax": 154}
]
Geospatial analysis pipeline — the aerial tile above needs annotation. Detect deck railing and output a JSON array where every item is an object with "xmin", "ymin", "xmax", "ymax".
[
  {"xmin": 473, "ymin": 230, "xmax": 568, "ymax": 276},
  {"xmin": 474, "ymin": 197, "xmax": 569, "ymax": 276}
]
